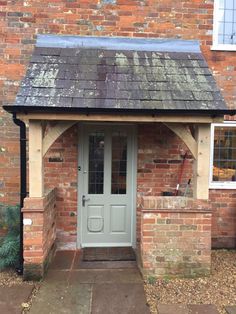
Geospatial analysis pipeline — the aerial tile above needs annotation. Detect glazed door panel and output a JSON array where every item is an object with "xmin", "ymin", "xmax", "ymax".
[{"xmin": 80, "ymin": 125, "xmax": 134, "ymax": 247}]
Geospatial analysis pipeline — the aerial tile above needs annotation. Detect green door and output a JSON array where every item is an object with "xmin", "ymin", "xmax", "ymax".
[{"xmin": 79, "ymin": 124, "xmax": 135, "ymax": 247}]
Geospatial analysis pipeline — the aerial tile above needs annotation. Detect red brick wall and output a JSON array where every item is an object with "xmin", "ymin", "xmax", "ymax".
[
  {"xmin": 44, "ymin": 125, "xmax": 78, "ymax": 249},
  {"xmin": 140, "ymin": 196, "xmax": 211, "ymax": 277},
  {"xmin": 0, "ymin": 109, "xmax": 20, "ymax": 204},
  {"xmin": 140, "ymin": 210, "xmax": 211, "ymax": 277},
  {"xmin": 137, "ymin": 123, "xmax": 194, "ymax": 244},
  {"xmin": 137, "ymin": 123, "xmax": 193, "ymax": 197},
  {"xmin": 1, "ymin": 0, "xmax": 236, "ymax": 248},
  {"xmin": 137, "ymin": 125, "xmax": 236, "ymax": 250},
  {"xmin": 210, "ymin": 190, "xmax": 236, "ymax": 249}
]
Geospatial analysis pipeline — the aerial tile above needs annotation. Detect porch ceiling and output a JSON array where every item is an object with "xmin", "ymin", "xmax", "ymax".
[{"xmin": 4, "ymin": 35, "xmax": 230, "ymax": 115}]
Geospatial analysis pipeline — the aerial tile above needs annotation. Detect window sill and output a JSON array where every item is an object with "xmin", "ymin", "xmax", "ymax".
[
  {"xmin": 209, "ymin": 183, "xmax": 236, "ymax": 190},
  {"xmin": 211, "ymin": 45, "xmax": 236, "ymax": 51}
]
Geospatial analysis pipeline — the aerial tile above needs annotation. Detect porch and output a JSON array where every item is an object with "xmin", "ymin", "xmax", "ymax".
[
  {"xmin": 3, "ymin": 35, "xmax": 229, "ymax": 280},
  {"xmin": 20, "ymin": 118, "xmax": 213, "ymax": 280}
]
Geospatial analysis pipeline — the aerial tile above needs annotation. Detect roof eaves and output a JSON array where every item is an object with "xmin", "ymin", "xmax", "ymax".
[{"xmin": 3, "ymin": 105, "xmax": 236, "ymax": 116}]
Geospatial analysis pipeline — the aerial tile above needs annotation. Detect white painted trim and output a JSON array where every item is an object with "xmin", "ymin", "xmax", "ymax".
[
  {"xmin": 212, "ymin": 0, "xmax": 219, "ymax": 48},
  {"xmin": 211, "ymin": 44, "xmax": 236, "ymax": 51},
  {"xmin": 209, "ymin": 182, "xmax": 236, "ymax": 189},
  {"xmin": 77, "ymin": 123, "xmax": 137, "ymax": 249},
  {"xmin": 211, "ymin": 0, "xmax": 236, "ymax": 51},
  {"xmin": 209, "ymin": 122, "xmax": 236, "ymax": 190},
  {"xmin": 209, "ymin": 123, "xmax": 215, "ymax": 190}
]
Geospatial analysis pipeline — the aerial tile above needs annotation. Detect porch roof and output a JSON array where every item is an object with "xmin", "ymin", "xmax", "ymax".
[{"xmin": 4, "ymin": 35, "xmax": 230, "ymax": 115}]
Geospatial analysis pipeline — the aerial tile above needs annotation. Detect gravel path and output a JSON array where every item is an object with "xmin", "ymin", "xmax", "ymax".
[
  {"xmin": 145, "ymin": 250, "xmax": 236, "ymax": 314},
  {"xmin": 0, "ymin": 270, "xmax": 28, "ymax": 287}
]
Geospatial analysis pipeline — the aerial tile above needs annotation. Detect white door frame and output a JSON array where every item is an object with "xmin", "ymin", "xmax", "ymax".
[{"xmin": 77, "ymin": 122, "xmax": 137, "ymax": 248}]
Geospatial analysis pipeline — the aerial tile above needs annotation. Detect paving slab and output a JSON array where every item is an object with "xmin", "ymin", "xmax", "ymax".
[
  {"xmin": 68, "ymin": 270, "xmax": 98, "ymax": 284},
  {"xmin": 28, "ymin": 251, "xmax": 149, "ymax": 314},
  {"xmin": 74, "ymin": 260, "xmax": 137, "ymax": 269},
  {"xmin": 29, "ymin": 282, "xmax": 92, "ymax": 314},
  {"xmin": 91, "ymin": 283, "xmax": 150, "ymax": 314},
  {"xmin": 225, "ymin": 306, "xmax": 236, "ymax": 314},
  {"xmin": 69, "ymin": 269, "xmax": 142, "ymax": 284},
  {"xmin": 158, "ymin": 304, "xmax": 220, "ymax": 314},
  {"xmin": 28, "ymin": 269, "xmax": 146, "ymax": 314},
  {"xmin": 49, "ymin": 250, "xmax": 75, "ymax": 270},
  {"xmin": 188, "ymin": 304, "xmax": 219, "ymax": 314},
  {"xmin": 43, "ymin": 270, "xmax": 70, "ymax": 286},
  {"xmin": 157, "ymin": 304, "xmax": 190, "ymax": 314},
  {"xmin": 0, "ymin": 285, "xmax": 34, "ymax": 314}
]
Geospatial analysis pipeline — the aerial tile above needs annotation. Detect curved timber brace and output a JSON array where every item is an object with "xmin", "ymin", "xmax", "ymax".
[
  {"xmin": 164, "ymin": 122, "xmax": 211, "ymax": 200},
  {"xmin": 43, "ymin": 121, "xmax": 76, "ymax": 156},
  {"xmin": 28, "ymin": 120, "xmax": 76, "ymax": 198},
  {"xmin": 164, "ymin": 123, "xmax": 197, "ymax": 159}
]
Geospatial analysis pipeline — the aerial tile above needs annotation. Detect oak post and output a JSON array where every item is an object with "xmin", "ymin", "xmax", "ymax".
[
  {"xmin": 29, "ymin": 120, "xmax": 44, "ymax": 197},
  {"xmin": 193, "ymin": 124, "xmax": 211, "ymax": 200}
]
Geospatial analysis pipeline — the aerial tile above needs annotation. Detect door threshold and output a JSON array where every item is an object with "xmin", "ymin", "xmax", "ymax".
[{"xmin": 82, "ymin": 247, "xmax": 136, "ymax": 262}]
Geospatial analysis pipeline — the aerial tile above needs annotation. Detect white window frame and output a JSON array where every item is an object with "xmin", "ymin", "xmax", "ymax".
[
  {"xmin": 211, "ymin": 0, "xmax": 236, "ymax": 51},
  {"xmin": 210, "ymin": 122, "xmax": 236, "ymax": 189}
]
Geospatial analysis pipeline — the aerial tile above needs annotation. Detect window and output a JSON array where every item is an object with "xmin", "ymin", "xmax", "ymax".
[
  {"xmin": 212, "ymin": 0, "xmax": 236, "ymax": 51},
  {"xmin": 210, "ymin": 123, "xmax": 236, "ymax": 188}
]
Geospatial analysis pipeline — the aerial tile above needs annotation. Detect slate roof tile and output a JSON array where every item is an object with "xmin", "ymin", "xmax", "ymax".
[{"xmin": 14, "ymin": 47, "xmax": 227, "ymax": 112}]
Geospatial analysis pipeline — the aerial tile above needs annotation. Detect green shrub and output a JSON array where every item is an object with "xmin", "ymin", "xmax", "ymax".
[
  {"xmin": 147, "ymin": 275, "xmax": 157, "ymax": 285},
  {"xmin": 0, "ymin": 204, "xmax": 20, "ymax": 270}
]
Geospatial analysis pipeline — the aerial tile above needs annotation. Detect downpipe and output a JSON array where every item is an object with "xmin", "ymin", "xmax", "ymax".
[{"xmin": 12, "ymin": 113, "xmax": 27, "ymax": 275}]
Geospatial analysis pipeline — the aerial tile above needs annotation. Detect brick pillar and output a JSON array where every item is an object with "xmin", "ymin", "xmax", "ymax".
[{"xmin": 22, "ymin": 189, "xmax": 57, "ymax": 280}]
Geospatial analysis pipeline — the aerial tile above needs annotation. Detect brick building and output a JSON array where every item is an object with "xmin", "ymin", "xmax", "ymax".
[{"xmin": 0, "ymin": 0, "xmax": 236, "ymax": 279}]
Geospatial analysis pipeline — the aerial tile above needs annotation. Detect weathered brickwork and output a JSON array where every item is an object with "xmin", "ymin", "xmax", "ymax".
[
  {"xmin": 0, "ymin": 109, "xmax": 20, "ymax": 204},
  {"xmin": 136, "ymin": 123, "xmax": 194, "ymax": 244},
  {"xmin": 137, "ymin": 123, "xmax": 193, "ymax": 197},
  {"xmin": 210, "ymin": 190, "xmax": 236, "ymax": 249},
  {"xmin": 22, "ymin": 188, "xmax": 56, "ymax": 280},
  {"xmin": 137, "ymin": 125, "xmax": 236, "ymax": 253},
  {"xmin": 44, "ymin": 125, "xmax": 78, "ymax": 250},
  {"xmin": 0, "ymin": 0, "xmax": 236, "ymax": 254},
  {"xmin": 140, "ymin": 196, "xmax": 211, "ymax": 277}
]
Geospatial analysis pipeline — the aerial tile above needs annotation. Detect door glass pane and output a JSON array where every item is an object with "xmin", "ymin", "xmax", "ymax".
[
  {"xmin": 111, "ymin": 132, "xmax": 127, "ymax": 194},
  {"xmin": 88, "ymin": 132, "xmax": 104, "ymax": 194}
]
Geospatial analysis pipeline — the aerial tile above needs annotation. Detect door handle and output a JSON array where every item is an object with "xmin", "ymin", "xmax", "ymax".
[{"xmin": 82, "ymin": 195, "xmax": 90, "ymax": 207}]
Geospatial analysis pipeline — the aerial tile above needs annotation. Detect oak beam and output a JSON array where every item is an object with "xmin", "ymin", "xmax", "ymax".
[
  {"xmin": 29, "ymin": 120, "xmax": 43, "ymax": 197},
  {"xmin": 43, "ymin": 121, "xmax": 76, "ymax": 156},
  {"xmin": 17, "ymin": 113, "xmax": 224, "ymax": 124},
  {"xmin": 164, "ymin": 123, "xmax": 197, "ymax": 159},
  {"xmin": 193, "ymin": 124, "xmax": 211, "ymax": 200}
]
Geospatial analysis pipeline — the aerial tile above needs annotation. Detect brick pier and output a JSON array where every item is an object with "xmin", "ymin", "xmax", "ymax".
[{"xmin": 22, "ymin": 188, "xmax": 57, "ymax": 280}]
